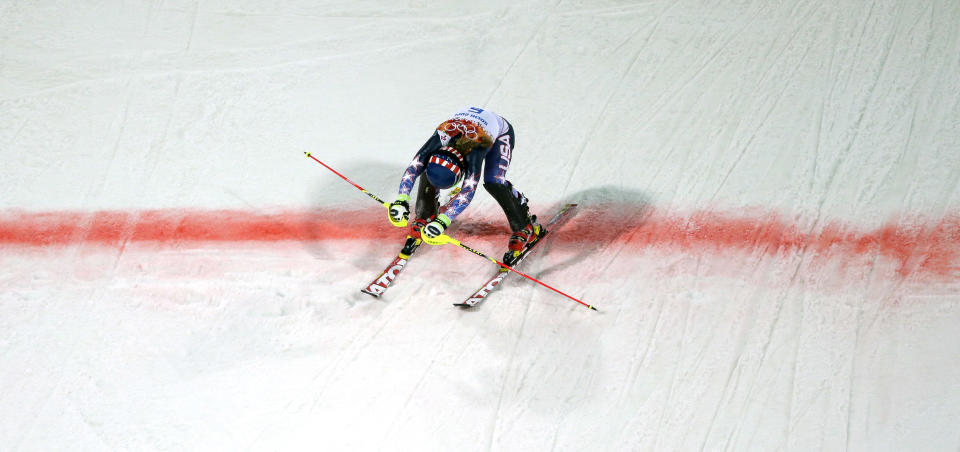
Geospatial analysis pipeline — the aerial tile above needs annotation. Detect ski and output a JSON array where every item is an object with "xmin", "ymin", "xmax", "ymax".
[
  {"xmin": 361, "ymin": 236, "xmax": 421, "ymax": 297},
  {"xmin": 455, "ymin": 203, "xmax": 578, "ymax": 308}
]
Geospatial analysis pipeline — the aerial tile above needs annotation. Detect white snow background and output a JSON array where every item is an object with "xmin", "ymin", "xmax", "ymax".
[{"xmin": 1, "ymin": 1, "xmax": 959, "ymax": 451}]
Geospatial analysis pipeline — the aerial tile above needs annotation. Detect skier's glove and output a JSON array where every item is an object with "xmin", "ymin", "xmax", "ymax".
[
  {"xmin": 388, "ymin": 194, "xmax": 410, "ymax": 227},
  {"xmin": 421, "ymin": 214, "xmax": 451, "ymax": 245}
]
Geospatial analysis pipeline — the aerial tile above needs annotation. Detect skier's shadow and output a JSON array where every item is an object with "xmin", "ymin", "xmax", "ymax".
[
  {"xmin": 533, "ymin": 186, "xmax": 654, "ymax": 279},
  {"xmin": 302, "ymin": 160, "xmax": 416, "ymax": 271}
]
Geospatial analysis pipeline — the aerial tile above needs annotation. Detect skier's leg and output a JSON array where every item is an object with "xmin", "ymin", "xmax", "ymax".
[
  {"xmin": 484, "ymin": 181, "xmax": 531, "ymax": 232},
  {"xmin": 482, "ymin": 121, "xmax": 532, "ymax": 231},
  {"xmin": 414, "ymin": 176, "xmax": 439, "ymax": 219},
  {"xmin": 410, "ymin": 176, "xmax": 439, "ymax": 239},
  {"xmin": 486, "ymin": 179, "xmax": 543, "ymax": 265},
  {"xmin": 481, "ymin": 123, "xmax": 542, "ymax": 263}
]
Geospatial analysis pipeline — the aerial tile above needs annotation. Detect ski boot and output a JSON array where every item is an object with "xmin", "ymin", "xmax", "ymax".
[{"xmin": 503, "ymin": 215, "xmax": 546, "ymax": 266}]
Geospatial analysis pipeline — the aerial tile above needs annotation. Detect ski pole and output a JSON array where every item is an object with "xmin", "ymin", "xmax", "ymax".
[
  {"xmin": 304, "ymin": 152, "xmax": 389, "ymax": 207},
  {"xmin": 305, "ymin": 152, "xmax": 596, "ymax": 311},
  {"xmin": 436, "ymin": 235, "xmax": 598, "ymax": 311}
]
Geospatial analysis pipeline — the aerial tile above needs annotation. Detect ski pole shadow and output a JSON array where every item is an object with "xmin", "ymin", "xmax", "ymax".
[{"xmin": 301, "ymin": 159, "xmax": 412, "ymax": 271}]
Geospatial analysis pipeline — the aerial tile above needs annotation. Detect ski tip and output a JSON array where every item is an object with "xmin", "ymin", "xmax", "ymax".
[
  {"xmin": 588, "ymin": 305, "xmax": 598, "ymax": 311},
  {"xmin": 453, "ymin": 303, "xmax": 473, "ymax": 308},
  {"xmin": 360, "ymin": 289, "xmax": 381, "ymax": 298}
]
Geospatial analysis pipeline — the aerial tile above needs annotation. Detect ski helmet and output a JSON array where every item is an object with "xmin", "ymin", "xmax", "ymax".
[{"xmin": 425, "ymin": 147, "xmax": 465, "ymax": 189}]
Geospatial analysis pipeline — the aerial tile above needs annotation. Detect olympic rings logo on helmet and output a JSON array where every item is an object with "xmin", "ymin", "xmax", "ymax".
[{"xmin": 438, "ymin": 119, "xmax": 482, "ymax": 141}]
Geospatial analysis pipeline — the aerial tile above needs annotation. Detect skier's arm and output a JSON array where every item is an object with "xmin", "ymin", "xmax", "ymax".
[
  {"xmin": 397, "ymin": 133, "xmax": 442, "ymax": 196},
  {"xmin": 389, "ymin": 133, "xmax": 444, "ymax": 227}
]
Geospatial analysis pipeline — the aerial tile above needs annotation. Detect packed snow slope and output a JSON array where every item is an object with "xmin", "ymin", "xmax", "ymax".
[{"xmin": 2, "ymin": 1, "xmax": 959, "ymax": 451}]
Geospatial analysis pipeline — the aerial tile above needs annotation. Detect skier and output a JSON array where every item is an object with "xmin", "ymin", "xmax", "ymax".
[{"xmin": 387, "ymin": 106, "xmax": 543, "ymax": 265}]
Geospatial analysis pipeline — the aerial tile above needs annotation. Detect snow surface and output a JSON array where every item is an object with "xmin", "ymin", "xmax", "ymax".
[{"xmin": 2, "ymin": 1, "xmax": 959, "ymax": 451}]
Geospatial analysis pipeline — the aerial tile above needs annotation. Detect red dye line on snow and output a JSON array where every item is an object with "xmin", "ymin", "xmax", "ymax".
[
  {"xmin": 1, "ymin": 206, "xmax": 958, "ymax": 278},
  {"xmin": 561, "ymin": 209, "xmax": 960, "ymax": 278},
  {"xmin": 0, "ymin": 209, "xmax": 385, "ymax": 244}
]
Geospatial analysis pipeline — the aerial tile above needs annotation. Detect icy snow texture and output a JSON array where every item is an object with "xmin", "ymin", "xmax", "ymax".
[{"xmin": 1, "ymin": 1, "xmax": 959, "ymax": 451}]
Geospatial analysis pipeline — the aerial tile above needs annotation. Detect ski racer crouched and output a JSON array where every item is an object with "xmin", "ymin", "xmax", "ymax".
[{"xmin": 387, "ymin": 106, "xmax": 543, "ymax": 265}]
